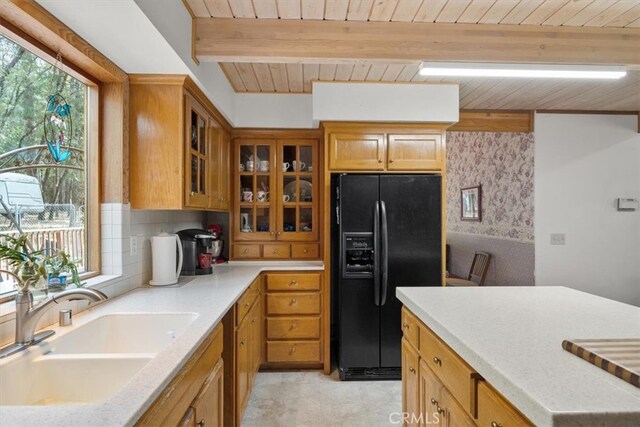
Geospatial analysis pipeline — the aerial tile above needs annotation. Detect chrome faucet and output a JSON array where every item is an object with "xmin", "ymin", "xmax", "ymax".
[{"xmin": 0, "ymin": 288, "xmax": 108, "ymax": 358}]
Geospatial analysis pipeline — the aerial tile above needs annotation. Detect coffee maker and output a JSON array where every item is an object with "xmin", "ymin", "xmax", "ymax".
[{"xmin": 177, "ymin": 229, "xmax": 214, "ymax": 275}]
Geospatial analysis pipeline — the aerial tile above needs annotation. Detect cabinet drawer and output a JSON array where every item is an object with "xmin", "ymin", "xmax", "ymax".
[
  {"xmin": 263, "ymin": 244, "xmax": 291, "ymax": 259},
  {"xmin": 266, "ymin": 317, "xmax": 320, "ymax": 339},
  {"xmin": 266, "ymin": 340, "xmax": 321, "ymax": 363},
  {"xmin": 401, "ymin": 307, "xmax": 420, "ymax": 349},
  {"xmin": 233, "ymin": 244, "xmax": 261, "ymax": 259},
  {"xmin": 420, "ymin": 325, "xmax": 478, "ymax": 417},
  {"xmin": 236, "ymin": 278, "xmax": 260, "ymax": 325},
  {"xmin": 477, "ymin": 382, "xmax": 532, "ymax": 427},
  {"xmin": 291, "ymin": 243, "xmax": 319, "ymax": 259},
  {"xmin": 266, "ymin": 293, "xmax": 320, "ymax": 315},
  {"xmin": 266, "ymin": 273, "xmax": 321, "ymax": 291}
]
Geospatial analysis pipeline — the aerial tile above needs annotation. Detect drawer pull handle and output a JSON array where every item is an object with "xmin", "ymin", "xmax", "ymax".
[
  {"xmin": 491, "ymin": 423, "xmax": 503, "ymax": 427},
  {"xmin": 430, "ymin": 398, "xmax": 438, "ymax": 406},
  {"xmin": 402, "ymin": 322, "xmax": 409, "ymax": 329},
  {"xmin": 197, "ymin": 419, "xmax": 205, "ymax": 427},
  {"xmin": 378, "ymin": 159, "xmax": 383, "ymax": 163},
  {"xmin": 251, "ymin": 318, "xmax": 256, "ymax": 324},
  {"xmin": 290, "ymin": 298, "xmax": 297, "ymax": 305},
  {"xmin": 436, "ymin": 406, "xmax": 444, "ymax": 415},
  {"xmin": 290, "ymin": 322, "xmax": 297, "ymax": 330},
  {"xmin": 277, "ymin": 231, "xmax": 282, "ymax": 236},
  {"xmin": 303, "ymin": 249, "xmax": 308, "ymax": 254},
  {"xmin": 433, "ymin": 356, "xmax": 442, "ymax": 365},
  {"xmin": 240, "ymin": 340, "xmax": 246, "ymax": 346},
  {"xmin": 274, "ymin": 249, "xmax": 279, "ymax": 254},
  {"xmin": 409, "ymin": 366, "xmax": 415, "ymax": 373},
  {"xmin": 245, "ymin": 302, "xmax": 250, "ymax": 308},
  {"xmin": 289, "ymin": 346, "xmax": 296, "ymax": 355},
  {"xmin": 270, "ymin": 231, "xmax": 275, "ymax": 236},
  {"xmin": 242, "ymin": 249, "xmax": 248, "ymax": 254},
  {"xmin": 389, "ymin": 159, "xmax": 394, "ymax": 163},
  {"xmin": 290, "ymin": 280, "xmax": 298, "ymax": 286}
]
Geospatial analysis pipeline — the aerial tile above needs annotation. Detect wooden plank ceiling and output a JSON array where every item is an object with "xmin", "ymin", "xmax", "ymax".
[{"xmin": 185, "ymin": 0, "xmax": 640, "ymax": 111}]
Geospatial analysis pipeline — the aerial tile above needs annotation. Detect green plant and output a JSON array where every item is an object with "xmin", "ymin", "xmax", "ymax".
[{"xmin": 0, "ymin": 235, "xmax": 82, "ymax": 292}]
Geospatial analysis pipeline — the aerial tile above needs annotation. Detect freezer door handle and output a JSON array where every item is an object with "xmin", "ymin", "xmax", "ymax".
[
  {"xmin": 381, "ymin": 200, "xmax": 389, "ymax": 306},
  {"xmin": 373, "ymin": 201, "xmax": 381, "ymax": 306}
]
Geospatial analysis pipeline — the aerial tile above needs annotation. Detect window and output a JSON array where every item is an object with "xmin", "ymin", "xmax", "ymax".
[{"xmin": 0, "ymin": 33, "xmax": 94, "ymax": 299}]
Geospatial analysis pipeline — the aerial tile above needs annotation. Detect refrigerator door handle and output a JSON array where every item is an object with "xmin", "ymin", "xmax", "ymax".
[
  {"xmin": 373, "ymin": 201, "xmax": 381, "ymax": 306},
  {"xmin": 381, "ymin": 200, "xmax": 389, "ymax": 306}
]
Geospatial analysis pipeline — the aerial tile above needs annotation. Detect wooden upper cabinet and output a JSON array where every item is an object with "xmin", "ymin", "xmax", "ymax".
[
  {"xmin": 210, "ymin": 124, "xmax": 231, "ymax": 211},
  {"xmin": 231, "ymin": 131, "xmax": 321, "ymax": 259},
  {"xmin": 129, "ymin": 75, "xmax": 231, "ymax": 211},
  {"xmin": 325, "ymin": 123, "xmax": 448, "ymax": 172},
  {"xmin": 387, "ymin": 134, "xmax": 443, "ymax": 171},
  {"xmin": 184, "ymin": 93, "xmax": 212, "ymax": 209},
  {"xmin": 328, "ymin": 132, "xmax": 386, "ymax": 170}
]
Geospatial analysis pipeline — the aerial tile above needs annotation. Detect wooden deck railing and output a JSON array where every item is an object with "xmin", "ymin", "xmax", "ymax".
[{"xmin": 0, "ymin": 227, "xmax": 85, "ymax": 284}]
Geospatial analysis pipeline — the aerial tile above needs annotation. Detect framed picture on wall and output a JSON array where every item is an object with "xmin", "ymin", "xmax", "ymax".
[{"xmin": 461, "ymin": 185, "xmax": 482, "ymax": 221}]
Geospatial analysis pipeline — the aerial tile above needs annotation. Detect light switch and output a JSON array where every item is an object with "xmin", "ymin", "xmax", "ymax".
[{"xmin": 550, "ymin": 233, "xmax": 566, "ymax": 245}]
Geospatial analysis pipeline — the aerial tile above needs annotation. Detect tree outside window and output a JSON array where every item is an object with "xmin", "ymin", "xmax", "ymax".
[{"xmin": 0, "ymin": 34, "xmax": 88, "ymax": 297}]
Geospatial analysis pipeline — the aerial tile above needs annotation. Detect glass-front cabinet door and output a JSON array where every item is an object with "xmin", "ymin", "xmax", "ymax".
[
  {"xmin": 185, "ymin": 94, "xmax": 211, "ymax": 209},
  {"xmin": 277, "ymin": 140, "xmax": 318, "ymax": 242},
  {"xmin": 235, "ymin": 139, "xmax": 276, "ymax": 241}
]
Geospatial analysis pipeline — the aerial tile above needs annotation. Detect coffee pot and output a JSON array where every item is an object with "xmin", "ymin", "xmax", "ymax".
[{"xmin": 177, "ymin": 229, "xmax": 215, "ymax": 275}]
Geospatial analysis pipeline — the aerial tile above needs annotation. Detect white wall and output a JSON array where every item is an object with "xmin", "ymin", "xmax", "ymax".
[
  {"xmin": 313, "ymin": 82, "xmax": 459, "ymax": 123},
  {"xmin": 234, "ymin": 93, "xmax": 315, "ymax": 128},
  {"xmin": 133, "ymin": 0, "xmax": 236, "ymax": 123},
  {"xmin": 535, "ymin": 113, "xmax": 640, "ymax": 306}
]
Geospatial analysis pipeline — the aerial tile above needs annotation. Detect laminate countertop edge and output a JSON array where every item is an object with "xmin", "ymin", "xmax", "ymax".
[{"xmin": 396, "ymin": 286, "xmax": 640, "ymax": 427}]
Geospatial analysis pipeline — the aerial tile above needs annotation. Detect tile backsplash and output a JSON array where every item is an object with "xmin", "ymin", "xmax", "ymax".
[{"xmin": 0, "ymin": 203, "xmax": 205, "ymax": 346}]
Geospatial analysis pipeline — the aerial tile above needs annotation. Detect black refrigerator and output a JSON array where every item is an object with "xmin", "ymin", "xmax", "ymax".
[{"xmin": 331, "ymin": 174, "xmax": 442, "ymax": 380}]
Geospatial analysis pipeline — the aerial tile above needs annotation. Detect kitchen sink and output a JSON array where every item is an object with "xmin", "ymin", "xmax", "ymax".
[
  {"xmin": 46, "ymin": 312, "xmax": 199, "ymax": 354},
  {"xmin": 0, "ymin": 312, "xmax": 199, "ymax": 406},
  {"xmin": 0, "ymin": 355, "xmax": 152, "ymax": 406}
]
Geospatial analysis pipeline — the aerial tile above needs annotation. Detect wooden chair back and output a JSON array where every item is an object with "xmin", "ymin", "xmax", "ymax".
[{"xmin": 467, "ymin": 251, "xmax": 491, "ymax": 286}]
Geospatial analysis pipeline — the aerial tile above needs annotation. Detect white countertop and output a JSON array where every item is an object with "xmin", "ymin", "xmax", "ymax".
[
  {"xmin": 397, "ymin": 286, "xmax": 640, "ymax": 427},
  {"xmin": 0, "ymin": 262, "xmax": 323, "ymax": 427}
]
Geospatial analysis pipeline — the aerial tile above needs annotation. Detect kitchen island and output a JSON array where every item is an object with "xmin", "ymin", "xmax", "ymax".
[
  {"xmin": 0, "ymin": 261, "xmax": 323, "ymax": 426},
  {"xmin": 397, "ymin": 286, "xmax": 640, "ymax": 427}
]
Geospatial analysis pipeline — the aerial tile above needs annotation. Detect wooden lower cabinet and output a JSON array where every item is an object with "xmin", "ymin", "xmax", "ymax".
[
  {"xmin": 191, "ymin": 359, "xmax": 224, "ymax": 427},
  {"xmin": 264, "ymin": 272, "xmax": 323, "ymax": 367},
  {"xmin": 235, "ymin": 312, "xmax": 252, "ymax": 421},
  {"xmin": 402, "ymin": 306, "xmax": 532, "ymax": 427},
  {"xmin": 225, "ymin": 276, "xmax": 263, "ymax": 427},
  {"xmin": 440, "ymin": 388, "xmax": 475, "ymax": 427},
  {"xmin": 402, "ymin": 338, "xmax": 420, "ymax": 427},
  {"xmin": 477, "ymin": 382, "xmax": 533, "ymax": 427},
  {"xmin": 419, "ymin": 360, "xmax": 443, "ymax": 426},
  {"xmin": 136, "ymin": 324, "xmax": 223, "ymax": 426}
]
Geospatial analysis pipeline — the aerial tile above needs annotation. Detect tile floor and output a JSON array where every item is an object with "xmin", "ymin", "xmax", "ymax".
[{"xmin": 242, "ymin": 371, "xmax": 402, "ymax": 427}]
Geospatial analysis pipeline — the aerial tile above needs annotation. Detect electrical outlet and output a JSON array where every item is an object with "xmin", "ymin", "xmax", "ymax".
[
  {"xmin": 550, "ymin": 233, "xmax": 566, "ymax": 245},
  {"xmin": 130, "ymin": 236, "xmax": 138, "ymax": 256}
]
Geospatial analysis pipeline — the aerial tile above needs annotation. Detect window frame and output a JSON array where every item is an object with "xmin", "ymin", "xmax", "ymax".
[{"xmin": 0, "ymin": 23, "xmax": 101, "ymax": 301}]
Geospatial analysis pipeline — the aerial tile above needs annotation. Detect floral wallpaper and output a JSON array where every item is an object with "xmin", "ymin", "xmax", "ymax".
[{"xmin": 446, "ymin": 131, "xmax": 534, "ymax": 242}]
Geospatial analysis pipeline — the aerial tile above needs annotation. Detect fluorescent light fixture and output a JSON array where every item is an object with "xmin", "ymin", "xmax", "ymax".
[{"xmin": 419, "ymin": 62, "xmax": 627, "ymax": 79}]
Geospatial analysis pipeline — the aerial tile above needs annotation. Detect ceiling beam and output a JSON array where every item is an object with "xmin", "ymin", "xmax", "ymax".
[{"xmin": 194, "ymin": 18, "xmax": 640, "ymax": 66}]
